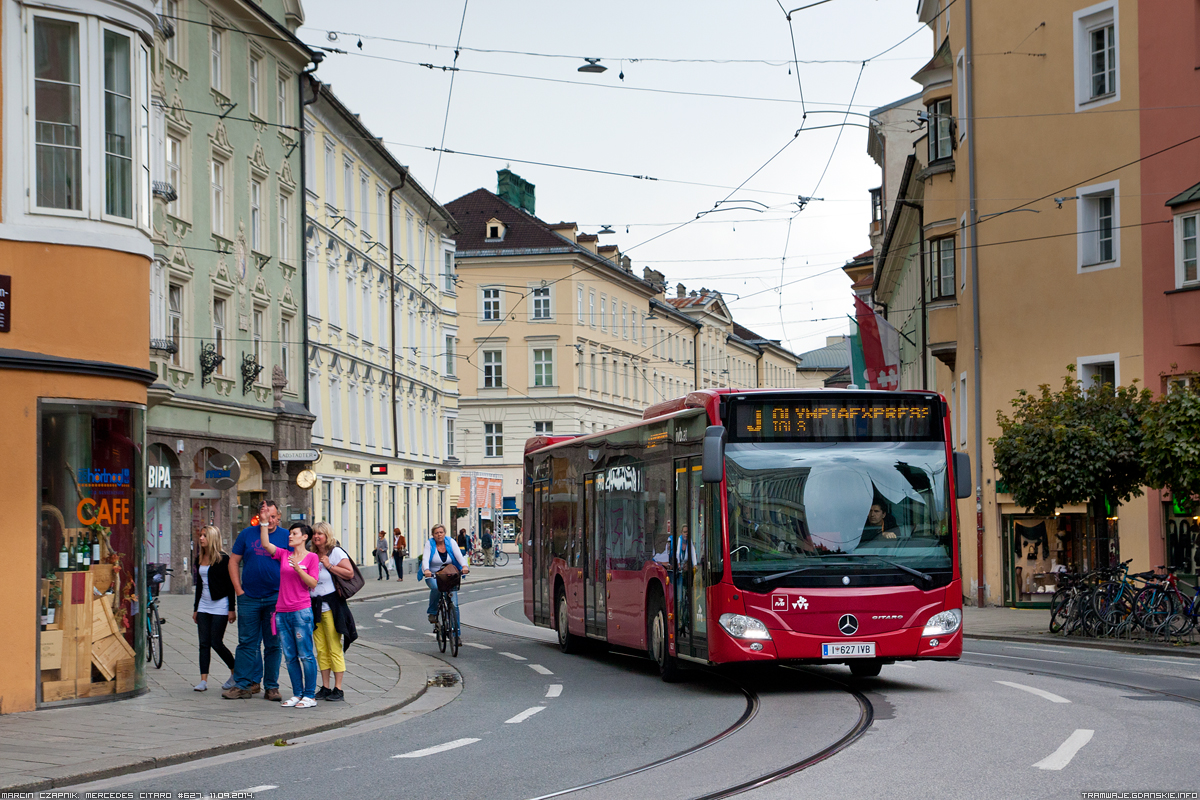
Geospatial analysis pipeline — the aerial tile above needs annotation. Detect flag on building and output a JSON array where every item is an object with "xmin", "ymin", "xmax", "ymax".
[{"xmin": 851, "ymin": 296, "xmax": 901, "ymax": 389}]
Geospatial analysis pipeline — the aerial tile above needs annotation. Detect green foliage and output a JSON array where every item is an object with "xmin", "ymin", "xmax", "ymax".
[
  {"xmin": 1142, "ymin": 381, "xmax": 1200, "ymax": 504},
  {"xmin": 991, "ymin": 366, "xmax": 1151, "ymax": 516}
]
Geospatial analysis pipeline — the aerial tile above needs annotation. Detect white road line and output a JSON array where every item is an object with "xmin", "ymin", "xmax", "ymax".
[
  {"xmin": 243, "ymin": 787, "xmax": 278, "ymax": 793},
  {"xmin": 529, "ymin": 664, "xmax": 553, "ymax": 675},
  {"xmin": 468, "ymin": 589, "xmax": 479, "ymax": 593},
  {"xmin": 373, "ymin": 613, "xmax": 383, "ymax": 618},
  {"xmin": 546, "ymin": 684, "xmax": 563, "ymax": 698},
  {"xmin": 425, "ymin": 632, "xmax": 437, "ymax": 637},
  {"xmin": 393, "ymin": 738, "xmax": 481, "ymax": 758},
  {"xmin": 1033, "ymin": 729, "xmax": 1094, "ymax": 770},
  {"xmin": 505, "ymin": 706, "xmax": 546, "ymax": 724},
  {"xmin": 406, "ymin": 601, "xmax": 419, "ymax": 605},
  {"xmin": 500, "ymin": 652, "xmax": 527, "ymax": 661},
  {"xmin": 377, "ymin": 619, "xmax": 392, "ymax": 624},
  {"xmin": 995, "ymin": 680, "xmax": 1070, "ymax": 704},
  {"xmin": 892, "ymin": 664, "xmax": 917, "ymax": 669},
  {"xmin": 396, "ymin": 625, "xmax": 414, "ymax": 631},
  {"xmin": 464, "ymin": 642, "xmax": 492, "ymax": 650}
]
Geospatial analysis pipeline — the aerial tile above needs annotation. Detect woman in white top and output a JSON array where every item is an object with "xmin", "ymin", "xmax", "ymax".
[
  {"xmin": 193, "ymin": 526, "xmax": 236, "ymax": 692},
  {"xmin": 422, "ymin": 524, "xmax": 469, "ymax": 645},
  {"xmin": 311, "ymin": 522, "xmax": 355, "ymax": 701}
]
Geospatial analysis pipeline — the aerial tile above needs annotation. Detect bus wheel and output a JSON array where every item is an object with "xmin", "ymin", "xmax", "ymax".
[
  {"xmin": 849, "ymin": 659, "xmax": 883, "ymax": 678},
  {"xmin": 648, "ymin": 596, "xmax": 681, "ymax": 682},
  {"xmin": 556, "ymin": 590, "xmax": 581, "ymax": 654}
]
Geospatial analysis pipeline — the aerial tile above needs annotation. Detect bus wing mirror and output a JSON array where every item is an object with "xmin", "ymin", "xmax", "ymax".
[
  {"xmin": 954, "ymin": 451, "xmax": 972, "ymax": 499},
  {"xmin": 702, "ymin": 426, "xmax": 726, "ymax": 483}
]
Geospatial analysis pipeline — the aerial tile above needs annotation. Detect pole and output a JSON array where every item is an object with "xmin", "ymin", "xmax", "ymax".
[{"xmin": 965, "ymin": 0, "xmax": 986, "ymax": 608}]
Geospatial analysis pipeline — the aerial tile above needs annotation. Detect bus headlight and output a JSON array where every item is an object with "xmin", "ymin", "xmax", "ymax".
[
  {"xmin": 719, "ymin": 613, "xmax": 772, "ymax": 640},
  {"xmin": 922, "ymin": 609, "xmax": 962, "ymax": 637}
]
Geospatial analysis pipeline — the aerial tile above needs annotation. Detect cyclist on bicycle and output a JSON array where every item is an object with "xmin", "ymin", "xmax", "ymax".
[{"xmin": 423, "ymin": 524, "xmax": 469, "ymax": 646}]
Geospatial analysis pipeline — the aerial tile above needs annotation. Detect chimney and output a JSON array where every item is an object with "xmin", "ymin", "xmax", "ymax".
[
  {"xmin": 621, "ymin": 255, "xmax": 633, "ymax": 273},
  {"xmin": 643, "ymin": 267, "xmax": 666, "ymax": 291},
  {"xmin": 676, "ymin": 283, "xmax": 686, "ymax": 298},
  {"xmin": 497, "ymin": 168, "xmax": 536, "ymax": 214}
]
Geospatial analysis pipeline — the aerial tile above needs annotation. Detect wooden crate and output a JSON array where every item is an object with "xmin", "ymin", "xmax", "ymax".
[
  {"xmin": 41, "ymin": 679, "xmax": 77, "ymax": 703},
  {"xmin": 115, "ymin": 656, "xmax": 135, "ymax": 694},
  {"xmin": 40, "ymin": 629, "xmax": 63, "ymax": 671}
]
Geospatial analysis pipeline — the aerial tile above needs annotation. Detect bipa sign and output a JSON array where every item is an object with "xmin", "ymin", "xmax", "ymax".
[{"xmin": 148, "ymin": 465, "xmax": 172, "ymax": 490}]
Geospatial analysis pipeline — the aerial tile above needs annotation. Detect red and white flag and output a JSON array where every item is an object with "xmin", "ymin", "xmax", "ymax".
[{"xmin": 853, "ymin": 296, "xmax": 901, "ymax": 390}]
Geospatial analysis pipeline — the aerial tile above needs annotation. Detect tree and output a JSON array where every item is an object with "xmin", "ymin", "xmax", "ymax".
[
  {"xmin": 1142, "ymin": 381, "xmax": 1200, "ymax": 508},
  {"xmin": 991, "ymin": 367, "xmax": 1150, "ymax": 522}
]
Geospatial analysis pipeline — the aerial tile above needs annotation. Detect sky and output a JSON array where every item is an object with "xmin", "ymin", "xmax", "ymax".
[{"xmin": 296, "ymin": 0, "xmax": 933, "ymax": 357}]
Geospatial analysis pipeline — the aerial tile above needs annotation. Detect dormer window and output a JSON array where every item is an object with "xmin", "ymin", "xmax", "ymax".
[{"xmin": 485, "ymin": 218, "xmax": 506, "ymax": 242}]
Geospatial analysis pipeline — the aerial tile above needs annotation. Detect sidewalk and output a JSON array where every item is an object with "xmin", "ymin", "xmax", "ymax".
[
  {"xmin": 963, "ymin": 605, "xmax": 1200, "ymax": 658},
  {"xmin": 0, "ymin": 566, "xmax": 521, "ymax": 793}
]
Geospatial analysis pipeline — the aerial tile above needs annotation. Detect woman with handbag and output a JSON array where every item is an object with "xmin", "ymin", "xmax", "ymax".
[
  {"xmin": 310, "ymin": 522, "xmax": 357, "ymax": 701},
  {"xmin": 422, "ymin": 524, "xmax": 469, "ymax": 647},
  {"xmin": 193, "ymin": 525, "xmax": 236, "ymax": 692},
  {"xmin": 392, "ymin": 528, "xmax": 406, "ymax": 582}
]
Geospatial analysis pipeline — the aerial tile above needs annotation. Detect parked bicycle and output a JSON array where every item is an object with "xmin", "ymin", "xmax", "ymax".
[
  {"xmin": 146, "ymin": 562, "xmax": 172, "ymax": 669},
  {"xmin": 471, "ymin": 544, "xmax": 510, "ymax": 567},
  {"xmin": 1050, "ymin": 560, "xmax": 1199, "ymax": 643}
]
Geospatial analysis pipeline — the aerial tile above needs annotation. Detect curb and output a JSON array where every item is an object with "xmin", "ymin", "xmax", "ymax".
[
  {"xmin": 2, "ymin": 642, "xmax": 443, "ymax": 794},
  {"xmin": 965, "ymin": 632, "xmax": 1200, "ymax": 658}
]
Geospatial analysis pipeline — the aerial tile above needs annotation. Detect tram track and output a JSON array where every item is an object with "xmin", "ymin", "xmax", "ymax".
[{"xmin": 465, "ymin": 600, "xmax": 875, "ymax": 800}]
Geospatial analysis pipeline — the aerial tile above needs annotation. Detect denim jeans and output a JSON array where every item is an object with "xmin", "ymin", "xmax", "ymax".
[
  {"xmin": 233, "ymin": 593, "xmax": 281, "ymax": 690},
  {"xmin": 276, "ymin": 607, "xmax": 317, "ymax": 700},
  {"xmin": 425, "ymin": 577, "xmax": 461, "ymax": 636}
]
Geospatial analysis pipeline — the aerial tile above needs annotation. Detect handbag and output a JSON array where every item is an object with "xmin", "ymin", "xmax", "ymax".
[
  {"xmin": 435, "ymin": 562, "xmax": 460, "ymax": 592},
  {"xmin": 332, "ymin": 550, "xmax": 365, "ymax": 599}
]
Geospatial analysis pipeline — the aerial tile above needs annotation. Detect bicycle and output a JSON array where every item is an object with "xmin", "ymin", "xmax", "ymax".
[
  {"xmin": 146, "ymin": 562, "xmax": 172, "ymax": 669},
  {"xmin": 471, "ymin": 544, "xmax": 509, "ymax": 568},
  {"xmin": 433, "ymin": 572, "xmax": 461, "ymax": 657}
]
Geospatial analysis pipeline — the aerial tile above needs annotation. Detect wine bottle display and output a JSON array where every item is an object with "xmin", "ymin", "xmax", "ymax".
[
  {"xmin": 92, "ymin": 531, "xmax": 100, "ymax": 563},
  {"xmin": 59, "ymin": 538, "xmax": 68, "ymax": 570}
]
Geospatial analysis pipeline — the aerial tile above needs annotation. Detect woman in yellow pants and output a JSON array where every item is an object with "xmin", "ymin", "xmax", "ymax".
[{"xmin": 310, "ymin": 522, "xmax": 357, "ymax": 700}]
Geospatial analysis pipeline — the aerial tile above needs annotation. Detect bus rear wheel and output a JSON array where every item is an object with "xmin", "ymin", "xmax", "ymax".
[
  {"xmin": 849, "ymin": 659, "xmax": 883, "ymax": 678},
  {"xmin": 648, "ymin": 596, "xmax": 681, "ymax": 682},
  {"xmin": 556, "ymin": 590, "xmax": 582, "ymax": 654}
]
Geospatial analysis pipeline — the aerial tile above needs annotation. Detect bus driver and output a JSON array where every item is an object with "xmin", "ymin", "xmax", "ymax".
[{"xmin": 860, "ymin": 502, "xmax": 898, "ymax": 544}]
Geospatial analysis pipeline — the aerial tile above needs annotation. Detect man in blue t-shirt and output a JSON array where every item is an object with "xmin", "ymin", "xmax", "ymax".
[{"xmin": 222, "ymin": 500, "xmax": 291, "ymax": 700}]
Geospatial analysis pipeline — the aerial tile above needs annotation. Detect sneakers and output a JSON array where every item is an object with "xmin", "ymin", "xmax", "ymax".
[
  {"xmin": 455, "ymin": 636, "xmax": 462, "ymax": 648},
  {"xmin": 248, "ymin": 682, "xmax": 262, "ymax": 695},
  {"xmin": 264, "ymin": 688, "xmax": 282, "ymax": 702},
  {"xmin": 194, "ymin": 680, "xmax": 208, "ymax": 692},
  {"xmin": 280, "ymin": 696, "xmax": 301, "ymax": 707},
  {"xmin": 296, "ymin": 697, "xmax": 318, "ymax": 709},
  {"xmin": 315, "ymin": 686, "xmax": 331, "ymax": 700},
  {"xmin": 428, "ymin": 613, "xmax": 438, "ymax": 624},
  {"xmin": 326, "ymin": 688, "xmax": 345, "ymax": 702},
  {"xmin": 222, "ymin": 686, "xmax": 252, "ymax": 699},
  {"xmin": 221, "ymin": 677, "xmax": 237, "ymax": 690}
]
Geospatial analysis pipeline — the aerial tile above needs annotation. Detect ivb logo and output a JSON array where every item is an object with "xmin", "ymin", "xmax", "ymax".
[{"xmin": 772, "ymin": 594, "xmax": 810, "ymax": 611}]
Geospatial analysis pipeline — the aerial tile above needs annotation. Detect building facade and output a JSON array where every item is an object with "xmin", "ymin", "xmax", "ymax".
[
  {"xmin": 446, "ymin": 173, "xmax": 803, "ymax": 532},
  {"xmin": 303, "ymin": 85, "xmax": 459, "ymax": 567},
  {"xmin": 145, "ymin": 0, "xmax": 314, "ymax": 594},
  {"xmin": 3, "ymin": 0, "xmax": 159, "ymax": 711}
]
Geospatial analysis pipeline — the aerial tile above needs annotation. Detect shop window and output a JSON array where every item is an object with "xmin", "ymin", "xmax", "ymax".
[{"xmin": 38, "ymin": 401, "xmax": 145, "ymax": 704}]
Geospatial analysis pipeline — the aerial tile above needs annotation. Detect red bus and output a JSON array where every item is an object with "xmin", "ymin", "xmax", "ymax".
[{"xmin": 522, "ymin": 388, "xmax": 971, "ymax": 680}]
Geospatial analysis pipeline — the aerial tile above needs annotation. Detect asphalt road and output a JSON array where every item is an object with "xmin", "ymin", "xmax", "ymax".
[{"xmin": 70, "ymin": 583, "xmax": 1200, "ymax": 800}]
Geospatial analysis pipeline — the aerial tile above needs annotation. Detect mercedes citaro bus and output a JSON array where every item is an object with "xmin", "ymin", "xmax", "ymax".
[{"xmin": 522, "ymin": 388, "xmax": 971, "ymax": 680}]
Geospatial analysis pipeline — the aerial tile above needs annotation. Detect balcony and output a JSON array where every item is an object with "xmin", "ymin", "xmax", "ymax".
[{"xmin": 1166, "ymin": 285, "xmax": 1200, "ymax": 346}]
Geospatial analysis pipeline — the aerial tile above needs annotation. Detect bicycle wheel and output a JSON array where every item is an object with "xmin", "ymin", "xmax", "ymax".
[
  {"xmin": 494, "ymin": 549, "xmax": 509, "ymax": 567},
  {"xmin": 1049, "ymin": 589, "xmax": 1070, "ymax": 634},
  {"xmin": 150, "ymin": 605, "xmax": 163, "ymax": 668},
  {"xmin": 1133, "ymin": 586, "xmax": 1174, "ymax": 632},
  {"xmin": 436, "ymin": 598, "xmax": 450, "ymax": 654},
  {"xmin": 145, "ymin": 611, "xmax": 155, "ymax": 663}
]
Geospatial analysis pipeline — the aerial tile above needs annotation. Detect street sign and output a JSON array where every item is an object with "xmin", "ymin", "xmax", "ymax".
[
  {"xmin": 275, "ymin": 449, "xmax": 319, "ymax": 462},
  {"xmin": 0, "ymin": 274, "xmax": 10, "ymax": 332}
]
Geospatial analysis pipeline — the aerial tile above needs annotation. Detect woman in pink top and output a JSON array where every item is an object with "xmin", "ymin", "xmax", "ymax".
[{"xmin": 260, "ymin": 519, "xmax": 320, "ymax": 708}]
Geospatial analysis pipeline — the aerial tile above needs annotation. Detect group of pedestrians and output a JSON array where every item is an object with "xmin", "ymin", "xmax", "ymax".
[
  {"xmin": 375, "ymin": 528, "xmax": 407, "ymax": 581},
  {"xmin": 191, "ymin": 501, "xmax": 358, "ymax": 707}
]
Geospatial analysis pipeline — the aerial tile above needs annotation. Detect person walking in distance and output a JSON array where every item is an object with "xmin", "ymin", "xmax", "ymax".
[
  {"xmin": 310, "ymin": 522, "xmax": 356, "ymax": 700},
  {"xmin": 259, "ymin": 520, "xmax": 320, "ymax": 708},
  {"xmin": 375, "ymin": 531, "xmax": 390, "ymax": 581},
  {"xmin": 192, "ymin": 525, "xmax": 235, "ymax": 692},
  {"xmin": 457, "ymin": 528, "xmax": 470, "ymax": 565},
  {"xmin": 392, "ymin": 528, "xmax": 406, "ymax": 582},
  {"xmin": 223, "ymin": 500, "xmax": 289, "ymax": 701},
  {"xmin": 481, "ymin": 528, "xmax": 494, "ymax": 566}
]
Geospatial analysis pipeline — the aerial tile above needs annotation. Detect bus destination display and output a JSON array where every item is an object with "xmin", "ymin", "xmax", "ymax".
[{"xmin": 730, "ymin": 398, "xmax": 939, "ymax": 442}]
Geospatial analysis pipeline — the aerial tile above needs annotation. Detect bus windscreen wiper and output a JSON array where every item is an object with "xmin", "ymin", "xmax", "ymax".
[
  {"xmin": 836, "ymin": 554, "xmax": 932, "ymax": 583},
  {"xmin": 751, "ymin": 563, "xmax": 855, "ymax": 585}
]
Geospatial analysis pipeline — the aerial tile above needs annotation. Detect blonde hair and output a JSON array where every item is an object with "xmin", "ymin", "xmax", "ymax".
[
  {"xmin": 431, "ymin": 523, "xmax": 447, "ymax": 537},
  {"xmin": 198, "ymin": 525, "xmax": 225, "ymax": 564},
  {"xmin": 313, "ymin": 521, "xmax": 338, "ymax": 556}
]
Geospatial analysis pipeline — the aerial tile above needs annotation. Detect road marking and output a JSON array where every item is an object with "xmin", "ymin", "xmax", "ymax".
[
  {"xmin": 243, "ymin": 787, "xmax": 277, "ymax": 794},
  {"xmin": 529, "ymin": 664, "xmax": 553, "ymax": 675},
  {"xmin": 396, "ymin": 625, "xmax": 414, "ymax": 631},
  {"xmin": 407, "ymin": 601, "xmax": 419, "ymax": 605},
  {"xmin": 1033, "ymin": 729, "xmax": 1094, "ymax": 770},
  {"xmin": 505, "ymin": 706, "xmax": 546, "ymax": 724},
  {"xmin": 500, "ymin": 652, "xmax": 527, "ymax": 661},
  {"xmin": 374, "ymin": 613, "xmax": 384, "ymax": 618},
  {"xmin": 892, "ymin": 664, "xmax": 917, "ymax": 669},
  {"xmin": 393, "ymin": 738, "xmax": 481, "ymax": 758},
  {"xmin": 425, "ymin": 632, "xmax": 437, "ymax": 637},
  {"xmin": 469, "ymin": 589, "xmax": 479, "ymax": 593},
  {"xmin": 464, "ymin": 642, "xmax": 492, "ymax": 650},
  {"xmin": 377, "ymin": 619, "xmax": 392, "ymax": 624},
  {"xmin": 546, "ymin": 684, "xmax": 563, "ymax": 698},
  {"xmin": 995, "ymin": 680, "xmax": 1070, "ymax": 704}
]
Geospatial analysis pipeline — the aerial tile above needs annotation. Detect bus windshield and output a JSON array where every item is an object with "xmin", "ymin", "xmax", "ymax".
[{"xmin": 725, "ymin": 441, "xmax": 954, "ymax": 589}]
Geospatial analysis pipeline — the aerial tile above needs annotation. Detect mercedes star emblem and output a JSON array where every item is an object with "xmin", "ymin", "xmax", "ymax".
[{"xmin": 838, "ymin": 614, "xmax": 859, "ymax": 636}]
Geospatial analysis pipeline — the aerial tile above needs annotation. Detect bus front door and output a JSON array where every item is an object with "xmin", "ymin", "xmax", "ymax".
[
  {"xmin": 673, "ymin": 457, "xmax": 709, "ymax": 661},
  {"xmin": 532, "ymin": 481, "xmax": 550, "ymax": 626}
]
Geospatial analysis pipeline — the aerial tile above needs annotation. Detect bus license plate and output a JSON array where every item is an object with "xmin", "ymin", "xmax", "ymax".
[{"xmin": 822, "ymin": 642, "xmax": 876, "ymax": 658}]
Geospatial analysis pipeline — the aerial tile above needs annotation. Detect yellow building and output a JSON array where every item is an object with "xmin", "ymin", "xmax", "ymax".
[
  {"xmin": 446, "ymin": 172, "xmax": 802, "ymax": 528},
  {"xmin": 303, "ymin": 85, "xmax": 459, "ymax": 567},
  {"xmin": 3, "ymin": 0, "xmax": 159, "ymax": 711},
  {"xmin": 908, "ymin": 0, "xmax": 1145, "ymax": 605}
]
